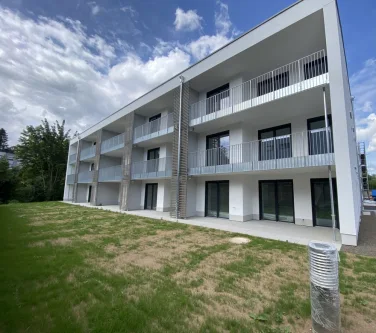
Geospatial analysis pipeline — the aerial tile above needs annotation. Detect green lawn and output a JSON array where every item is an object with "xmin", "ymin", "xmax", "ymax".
[{"xmin": 0, "ymin": 202, "xmax": 375, "ymax": 333}]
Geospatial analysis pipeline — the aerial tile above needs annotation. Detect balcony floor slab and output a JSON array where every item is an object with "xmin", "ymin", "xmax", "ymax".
[{"xmin": 62, "ymin": 202, "xmax": 341, "ymax": 249}]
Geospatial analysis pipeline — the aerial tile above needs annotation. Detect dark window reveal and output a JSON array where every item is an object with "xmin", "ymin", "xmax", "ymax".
[
  {"xmin": 257, "ymin": 71, "xmax": 289, "ymax": 96},
  {"xmin": 206, "ymin": 83, "xmax": 230, "ymax": 115},
  {"xmin": 304, "ymin": 56, "xmax": 328, "ymax": 80}
]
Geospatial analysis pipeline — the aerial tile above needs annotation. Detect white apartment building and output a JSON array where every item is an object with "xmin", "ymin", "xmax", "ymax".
[{"xmin": 64, "ymin": 0, "xmax": 362, "ymax": 246}]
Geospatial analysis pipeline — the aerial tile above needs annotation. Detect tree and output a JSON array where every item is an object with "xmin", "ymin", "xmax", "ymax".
[
  {"xmin": 15, "ymin": 119, "xmax": 70, "ymax": 201},
  {"xmin": 0, "ymin": 128, "xmax": 8, "ymax": 150},
  {"xmin": 0, "ymin": 156, "xmax": 19, "ymax": 203}
]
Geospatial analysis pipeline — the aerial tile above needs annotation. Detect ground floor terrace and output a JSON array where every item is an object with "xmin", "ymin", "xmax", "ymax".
[{"xmin": 64, "ymin": 166, "xmax": 358, "ymax": 246}]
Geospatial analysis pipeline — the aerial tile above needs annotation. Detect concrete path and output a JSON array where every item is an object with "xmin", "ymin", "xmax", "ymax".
[
  {"xmin": 62, "ymin": 201, "xmax": 342, "ymax": 250},
  {"xmin": 342, "ymin": 214, "xmax": 376, "ymax": 257}
]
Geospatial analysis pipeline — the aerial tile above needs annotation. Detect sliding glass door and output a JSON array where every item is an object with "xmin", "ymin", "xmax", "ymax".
[
  {"xmin": 311, "ymin": 179, "xmax": 339, "ymax": 228},
  {"xmin": 259, "ymin": 124, "xmax": 292, "ymax": 161},
  {"xmin": 205, "ymin": 181, "xmax": 229, "ymax": 219},
  {"xmin": 308, "ymin": 116, "xmax": 333, "ymax": 155},
  {"xmin": 144, "ymin": 183, "xmax": 158, "ymax": 210},
  {"xmin": 206, "ymin": 131, "xmax": 230, "ymax": 166},
  {"xmin": 260, "ymin": 180, "xmax": 294, "ymax": 223}
]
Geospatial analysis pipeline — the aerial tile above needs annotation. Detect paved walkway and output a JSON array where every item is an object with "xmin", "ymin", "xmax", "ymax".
[
  {"xmin": 342, "ymin": 214, "xmax": 376, "ymax": 257},
  {"xmin": 62, "ymin": 201, "xmax": 342, "ymax": 249}
]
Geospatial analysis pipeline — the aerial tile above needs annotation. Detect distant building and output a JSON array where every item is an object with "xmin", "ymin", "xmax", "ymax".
[{"xmin": 0, "ymin": 151, "xmax": 20, "ymax": 168}]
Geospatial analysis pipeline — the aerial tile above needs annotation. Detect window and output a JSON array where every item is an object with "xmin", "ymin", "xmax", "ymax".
[
  {"xmin": 257, "ymin": 71, "xmax": 289, "ymax": 96},
  {"xmin": 258, "ymin": 124, "xmax": 291, "ymax": 161},
  {"xmin": 206, "ymin": 83, "xmax": 230, "ymax": 115},
  {"xmin": 307, "ymin": 116, "xmax": 333, "ymax": 155},
  {"xmin": 304, "ymin": 56, "xmax": 328, "ymax": 80},
  {"xmin": 90, "ymin": 163, "xmax": 95, "ymax": 171},
  {"xmin": 206, "ymin": 131, "xmax": 230, "ymax": 166},
  {"xmin": 149, "ymin": 114, "xmax": 161, "ymax": 133},
  {"xmin": 149, "ymin": 113, "xmax": 161, "ymax": 122}
]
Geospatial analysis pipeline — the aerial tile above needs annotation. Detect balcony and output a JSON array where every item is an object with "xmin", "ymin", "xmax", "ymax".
[
  {"xmin": 188, "ymin": 129, "xmax": 334, "ymax": 175},
  {"xmin": 68, "ymin": 153, "xmax": 77, "ymax": 164},
  {"xmin": 134, "ymin": 113, "xmax": 174, "ymax": 144},
  {"xmin": 101, "ymin": 133, "xmax": 125, "ymax": 154},
  {"xmin": 80, "ymin": 146, "xmax": 96, "ymax": 161},
  {"xmin": 131, "ymin": 157, "xmax": 172, "ymax": 179},
  {"xmin": 98, "ymin": 165, "xmax": 122, "ymax": 182},
  {"xmin": 77, "ymin": 170, "xmax": 94, "ymax": 183},
  {"xmin": 189, "ymin": 50, "xmax": 329, "ymax": 127},
  {"xmin": 67, "ymin": 174, "xmax": 75, "ymax": 184}
]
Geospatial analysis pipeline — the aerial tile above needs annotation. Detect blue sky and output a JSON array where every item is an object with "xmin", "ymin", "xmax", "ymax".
[{"xmin": 0, "ymin": 0, "xmax": 375, "ymax": 171}]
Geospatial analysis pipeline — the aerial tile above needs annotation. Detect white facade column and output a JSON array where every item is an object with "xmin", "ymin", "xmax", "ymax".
[{"xmin": 323, "ymin": 2, "xmax": 361, "ymax": 245}]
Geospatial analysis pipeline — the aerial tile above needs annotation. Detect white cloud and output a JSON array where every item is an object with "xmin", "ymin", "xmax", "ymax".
[
  {"xmin": 186, "ymin": 34, "xmax": 230, "ymax": 60},
  {"xmin": 120, "ymin": 6, "xmax": 137, "ymax": 17},
  {"xmin": 174, "ymin": 8, "xmax": 203, "ymax": 32},
  {"xmin": 0, "ymin": 7, "xmax": 190, "ymax": 144},
  {"xmin": 215, "ymin": 1, "xmax": 231, "ymax": 35},
  {"xmin": 88, "ymin": 2, "xmax": 100, "ymax": 15},
  {"xmin": 0, "ymin": 1, "xmax": 237, "ymax": 145}
]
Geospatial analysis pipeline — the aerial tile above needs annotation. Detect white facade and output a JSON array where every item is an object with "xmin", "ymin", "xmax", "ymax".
[{"xmin": 63, "ymin": 0, "xmax": 362, "ymax": 246}]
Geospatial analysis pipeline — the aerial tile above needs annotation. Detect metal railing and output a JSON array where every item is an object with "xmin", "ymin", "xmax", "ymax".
[
  {"xmin": 131, "ymin": 157, "xmax": 172, "ymax": 179},
  {"xmin": 68, "ymin": 153, "xmax": 77, "ymax": 164},
  {"xmin": 98, "ymin": 165, "xmax": 122, "ymax": 182},
  {"xmin": 134, "ymin": 113, "xmax": 174, "ymax": 143},
  {"xmin": 101, "ymin": 133, "xmax": 125, "ymax": 154},
  {"xmin": 80, "ymin": 146, "xmax": 96, "ymax": 160},
  {"xmin": 188, "ymin": 128, "xmax": 334, "ymax": 175},
  {"xmin": 77, "ymin": 170, "xmax": 94, "ymax": 183},
  {"xmin": 190, "ymin": 50, "xmax": 328, "ymax": 125},
  {"xmin": 67, "ymin": 174, "xmax": 75, "ymax": 184}
]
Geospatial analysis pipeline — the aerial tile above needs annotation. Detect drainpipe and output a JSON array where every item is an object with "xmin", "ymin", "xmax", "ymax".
[
  {"xmin": 176, "ymin": 75, "xmax": 184, "ymax": 219},
  {"xmin": 323, "ymin": 87, "xmax": 336, "ymax": 242}
]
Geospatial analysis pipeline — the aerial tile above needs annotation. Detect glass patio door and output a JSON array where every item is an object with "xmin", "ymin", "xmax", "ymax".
[
  {"xmin": 260, "ymin": 180, "xmax": 294, "ymax": 223},
  {"xmin": 149, "ymin": 113, "xmax": 161, "ymax": 134},
  {"xmin": 147, "ymin": 148, "xmax": 159, "ymax": 173},
  {"xmin": 308, "ymin": 116, "xmax": 334, "ymax": 155},
  {"xmin": 205, "ymin": 181, "xmax": 229, "ymax": 219},
  {"xmin": 206, "ymin": 131, "xmax": 230, "ymax": 166},
  {"xmin": 311, "ymin": 179, "xmax": 339, "ymax": 228},
  {"xmin": 144, "ymin": 183, "xmax": 158, "ymax": 210},
  {"xmin": 259, "ymin": 125, "xmax": 291, "ymax": 161}
]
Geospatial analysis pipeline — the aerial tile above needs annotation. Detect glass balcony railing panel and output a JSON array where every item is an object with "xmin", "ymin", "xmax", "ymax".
[
  {"xmin": 80, "ymin": 146, "xmax": 96, "ymax": 160},
  {"xmin": 189, "ymin": 49, "xmax": 329, "ymax": 125},
  {"xmin": 98, "ymin": 165, "xmax": 122, "ymax": 182},
  {"xmin": 188, "ymin": 128, "xmax": 334, "ymax": 175},
  {"xmin": 101, "ymin": 133, "xmax": 125, "ymax": 154},
  {"xmin": 77, "ymin": 170, "xmax": 94, "ymax": 183},
  {"xmin": 131, "ymin": 157, "xmax": 172, "ymax": 179},
  {"xmin": 134, "ymin": 113, "xmax": 174, "ymax": 142},
  {"xmin": 68, "ymin": 153, "xmax": 77, "ymax": 164}
]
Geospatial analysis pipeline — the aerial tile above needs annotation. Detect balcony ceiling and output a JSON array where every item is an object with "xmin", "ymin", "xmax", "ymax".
[
  {"xmin": 191, "ymin": 85, "xmax": 332, "ymax": 133},
  {"xmin": 189, "ymin": 10, "xmax": 326, "ymax": 93}
]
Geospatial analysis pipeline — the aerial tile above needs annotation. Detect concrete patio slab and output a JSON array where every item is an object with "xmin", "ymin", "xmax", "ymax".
[{"xmin": 62, "ymin": 201, "xmax": 342, "ymax": 250}]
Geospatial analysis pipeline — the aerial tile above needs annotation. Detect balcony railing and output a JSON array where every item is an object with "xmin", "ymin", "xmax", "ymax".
[
  {"xmin": 188, "ymin": 128, "xmax": 334, "ymax": 175},
  {"xmin": 131, "ymin": 157, "xmax": 172, "ymax": 179},
  {"xmin": 101, "ymin": 133, "xmax": 125, "ymax": 154},
  {"xmin": 134, "ymin": 113, "xmax": 174, "ymax": 143},
  {"xmin": 98, "ymin": 165, "xmax": 122, "ymax": 182},
  {"xmin": 80, "ymin": 146, "xmax": 96, "ymax": 160},
  {"xmin": 189, "ymin": 50, "xmax": 329, "ymax": 126},
  {"xmin": 77, "ymin": 170, "xmax": 94, "ymax": 183},
  {"xmin": 68, "ymin": 153, "xmax": 77, "ymax": 164},
  {"xmin": 67, "ymin": 174, "xmax": 75, "ymax": 184}
]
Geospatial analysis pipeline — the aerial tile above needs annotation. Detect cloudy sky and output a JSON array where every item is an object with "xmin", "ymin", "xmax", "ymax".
[{"xmin": 0, "ymin": 0, "xmax": 375, "ymax": 170}]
